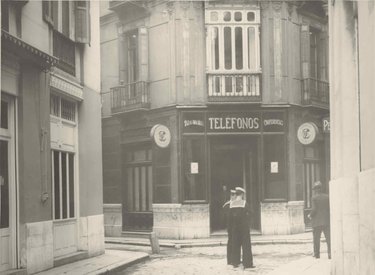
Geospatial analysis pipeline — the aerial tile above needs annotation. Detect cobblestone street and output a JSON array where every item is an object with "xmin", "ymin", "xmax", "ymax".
[{"xmin": 107, "ymin": 242, "xmax": 328, "ymax": 275}]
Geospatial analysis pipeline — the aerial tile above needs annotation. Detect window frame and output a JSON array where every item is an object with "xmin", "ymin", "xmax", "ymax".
[
  {"xmin": 51, "ymin": 149, "xmax": 76, "ymax": 220},
  {"xmin": 205, "ymin": 9, "xmax": 261, "ymax": 73}
]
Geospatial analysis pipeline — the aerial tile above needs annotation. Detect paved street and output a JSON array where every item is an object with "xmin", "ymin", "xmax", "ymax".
[{"xmin": 107, "ymin": 242, "xmax": 329, "ymax": 275}]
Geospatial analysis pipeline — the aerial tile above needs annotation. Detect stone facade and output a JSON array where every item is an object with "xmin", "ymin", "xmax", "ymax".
[
  {"xmin": 104, "ymin": 204, "xmax": 123, "ymax": 237},
  {"xmin": 261, "ymin": 201, "xmax": 305, "ymax": 235},
  {"xmin": 153, "ymin": 204, "xmax": 210, "ymax": 239},
  {"xmin": 329, "ymin": 1, "xmax": 375, "ymax": 274}
]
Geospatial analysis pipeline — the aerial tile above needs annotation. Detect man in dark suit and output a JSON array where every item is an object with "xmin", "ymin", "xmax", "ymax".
[{"xmin": 308, "ymin": 181, "xmax": 331, "ymax": 259}]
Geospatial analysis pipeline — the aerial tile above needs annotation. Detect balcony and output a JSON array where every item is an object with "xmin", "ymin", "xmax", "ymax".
[
  {"xmin": 110, "ymin": 81, "xmax": 150, "ymax": 114},
  {"xmin": 207, "ymin": 73, "xmax": 261, "ymax": 103},
  {"xmin": 302, "ymin": 78, "xmax": 329, "ymax": 108}
]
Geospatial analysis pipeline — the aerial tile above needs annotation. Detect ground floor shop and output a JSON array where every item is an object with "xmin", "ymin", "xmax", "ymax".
[{"xmin": 103, "ymin": 106, "xmax": 329, "ymax": 239}]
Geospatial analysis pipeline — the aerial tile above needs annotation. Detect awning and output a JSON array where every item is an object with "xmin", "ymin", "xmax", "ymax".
[{"xmin": 2, "ymin": 30, "xmax": 58, "ymax": 69}]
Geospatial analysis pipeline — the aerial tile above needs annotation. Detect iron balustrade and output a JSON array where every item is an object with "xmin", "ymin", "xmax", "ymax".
[
  {"xmin": 302, "ymin": 78, "xmax": 329, "ymax": 107},
  {"xmin": 110, "ymin": 81, "xmax": 150, "ymax": 113},
  {"xmin": 53, "ymin": 31, "xmax": 76, "ymax": 75},
  {"xmin": 207, "ymin": 73, "xmax": 261, "ymax": 102}
]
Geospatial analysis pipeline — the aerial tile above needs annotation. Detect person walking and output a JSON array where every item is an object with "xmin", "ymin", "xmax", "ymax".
[
  {"xmin": 308, "ymin": 181, "xmax": 331, "ymax": 259},
  {"xmin": 223, "ymin": 189, "xmax": 236, "ymax": 265},
  {"xmin": 229, "ymin": 187, "xmax": 254, "ymax": 269}
]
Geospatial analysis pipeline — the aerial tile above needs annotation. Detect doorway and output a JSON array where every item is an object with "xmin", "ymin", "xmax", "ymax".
[
  {"xmin": 0, "ymin": 95, "xmax": 16, "ymax": 272},
  {"xmin": 210, "ymin": 136, "xmax": 260, "ymax": 232}
]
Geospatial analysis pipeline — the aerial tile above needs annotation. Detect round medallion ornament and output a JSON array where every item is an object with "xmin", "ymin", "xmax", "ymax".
[
  {"xmin": 297, "ymin": 122, "xmax": 318, "ymax": 145},
  {"xmin": 150, "ymin": 124, "xmax": 171, "ymax": 148}
]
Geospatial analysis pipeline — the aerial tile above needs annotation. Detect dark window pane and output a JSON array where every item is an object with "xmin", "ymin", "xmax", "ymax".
[
  {"xmin": 69, "ymin": 154, "xmax": 75, "ymax": 218},
  {"xmin": 62, "ymin": 1, "xmax": 70, "ymax": 37},
  {"xmin": 0, "ymin": 141, "xmax": 9, "ymax": 228},
  {"xmin": 225, "ymin": 76, "xmax": 232, "ymax": 93},
  {"xmin": 234, "ymin": 12, "xmax": 242, "ymax": 22},
  {"xmin": 62, "ymin": 153, "xmax": 67, "ymax": 219},
  {"xmin": 247, "ymin": 12, "xmax": 255, "ymax": 21},
  {"xmin": 214, "ymin": 76, "xmax": 221, "ymax": 94},
  {"xmin": 224, "ymin": 27, "xmax": 232, "ymax": 69},
  {"xmin": 61, "ymin": 98, "xmax": 76, "ymax": 121},
  {"xmin": 1, "ymin": 100, "xmax": 8, "ymax": 129},
  {"xmin": 236, "ymin": 76, "xmax": 243, "ymax": 93},
  {"xmin": 127, "ymin": 31, "xmax": 138, "ymax": 83},
  {"xmin": 50, "ymin": 94, "xmax": 60, "ymax": 117},
  {"xmin": 1, "ymin": 1, "xmax": 9, "ymax": 31},
  {"xmin": 223, "ymin": 11, "xmax": 231, "ymax": 21},
  {"xmin": 54, "ymin": 151, "xmax": 60, "ymax": 219},
  {"xmin": 213, "ymin": 27, "xmax": 219, "ymax": 70},
  {"xmin": 235, "ymin": 27, "xmax": 243, "ymax": 69}
]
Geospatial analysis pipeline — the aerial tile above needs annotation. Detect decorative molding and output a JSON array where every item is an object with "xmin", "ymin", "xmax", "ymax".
[
  {"xmin": 166, "ymin": 1, "xmax": 175, "ymax": 16},
  {"xmin": 50, "ymin": 74, "xmax": 83, "ymax": 101},
  {"xmin": 272, "ymin": 1, "xmax": 283, "ymax": 12}
]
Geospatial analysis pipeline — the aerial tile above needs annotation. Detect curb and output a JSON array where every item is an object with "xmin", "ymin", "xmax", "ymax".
[
  {"xmin": 106, "ymin": 238, "xmax": 319, "ymax": 249},
  {"xmin": 97, "ymin": 254, "xmax": 150, "ymax": 274}
]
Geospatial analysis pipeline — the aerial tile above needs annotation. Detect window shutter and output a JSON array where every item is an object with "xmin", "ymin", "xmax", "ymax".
[
  {"xmin": 300, "ymin": 24, "xmax": 310, "ymax": 78},
  {"xmin": 75, "ymin": 1, "xmax": 90, "ymax": 44},
  {"xmin": 318, "ymin": 31, "xmax": 328, "ymax": 81},
  {"xmin": 138, "ymin": 27, "xmax": 148, "ymax": 81},
  {"xmin": 42, "ymin": 0, "xmax": 53, "ymax": 25}
]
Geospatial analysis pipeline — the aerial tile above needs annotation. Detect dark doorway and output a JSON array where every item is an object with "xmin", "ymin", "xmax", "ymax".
[{"xmin": 210, "ymin": 136, "xmax": 260, "ymax": 232}]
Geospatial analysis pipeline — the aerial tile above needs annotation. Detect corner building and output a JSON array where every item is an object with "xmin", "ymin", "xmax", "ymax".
[
  {"xmin": 1, "ymin": 1, "xmax": 104, "ymax": 273},
  {"xmin": 101, "ymin": 0, "xmax": 330, "ymax": 239}
]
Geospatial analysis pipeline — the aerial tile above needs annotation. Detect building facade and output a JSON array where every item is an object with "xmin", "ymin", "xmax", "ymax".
[
  {"xmin": 1, "ymin": 1, "xmax": 104, "ymax": 273},
  {"xmin": 101, "ymin": 0, "xmax": 330, "ymax": 239},
  {"xmin": 329, "ymin": 1, "xmax": 375, "ymax": 274}
]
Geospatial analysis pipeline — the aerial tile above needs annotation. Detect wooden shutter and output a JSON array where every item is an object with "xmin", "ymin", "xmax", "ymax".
[
  {"xmin": 300, "ymin": 24, "xmax": 310, "ymax": 79},
  {"xmin": 318, "ymin": 31, "xmax": 328, "ymax": 81},
  {"xmin": 75, "ymin": 1, "xmax": 90, "ymax": 44},
  {"xmin": 138, "ymin": 27, "xmax": 149, "ymax": 81},
  {"xmin": 42, "ymin": 0, "xmax": 53, "ymax": 25}
]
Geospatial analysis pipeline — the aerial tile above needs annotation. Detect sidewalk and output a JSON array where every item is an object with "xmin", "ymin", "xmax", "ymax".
[
  {"xmin": 266, "ymin": 254, "xmax": 331, "ymax": 275},
  {"xmin": 106, "ymin": 231, "xmax": 320, "ymax": 248},
  {"xmin": 35, "ymin": 250, "xmax": 149, "ymax": 275}
]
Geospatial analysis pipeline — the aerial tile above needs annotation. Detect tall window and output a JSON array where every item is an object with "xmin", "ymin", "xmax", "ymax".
[
  {"xmin": 52, "ymin": 151, "xmax": 75, "ymax": 219},
  {"xmin": 206, "ymin": 9, "xmax": 261, "ymax": 97},
  {"xmin": 206, "ymin": 10, "xmax": 260, "ymax": 72},
  {"xmin": 50, "ymin": 93, "xmax": 78, "ymax": 220},
  {"xmin": 43, "ymin": 0, "xmax": 91, "ymax": 75}
]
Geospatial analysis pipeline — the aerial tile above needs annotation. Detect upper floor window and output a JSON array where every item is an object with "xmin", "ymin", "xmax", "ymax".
[
  {"xmin": 50, "ymin": 94, "xmax": 77, "ymax": 123},
  {"xmin": 309, "ymin": 27, "xmax": 327, "ymax": 81},
  {"xmin": 205, "ymin": 9, "xmax": 261, "ymax": 72},
  {"xmin": 43, "ymin": 1, "xmax": 90, "ymax": 75}
]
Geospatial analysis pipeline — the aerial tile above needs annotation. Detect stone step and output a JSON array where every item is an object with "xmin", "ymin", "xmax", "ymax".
[
  {"xmin": 2, "ymin": 269, "xmax": 27, "ymax": 275},
  {"xmin": 54, "ymin": 251, "xmax": 89, "ymax": 268}
]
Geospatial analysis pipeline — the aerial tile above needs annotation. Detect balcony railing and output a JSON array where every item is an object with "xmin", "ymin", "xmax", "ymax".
[
  {"xmin": 110, "ymin": 81, "xmax": 150, "ymax": 114},
  {"xmin": 207, "ymin": 73, "xmax": 261, "ymax": 103},
  {"xmin": 302, "ymin": 78, "xmax": 329, "ymax": 108}
]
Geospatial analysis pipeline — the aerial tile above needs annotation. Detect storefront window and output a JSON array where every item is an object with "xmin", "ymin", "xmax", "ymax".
[
  {"xmin": 263, "ymin": 135, "xmax": 287, "ymax": 199},
  {"xmin": 183, "ymin": 137, "xmax": 206, "ymax": 201}
]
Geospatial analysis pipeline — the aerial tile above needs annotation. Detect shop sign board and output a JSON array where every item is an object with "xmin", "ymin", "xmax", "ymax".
[
  {"xmin": 322, "ymin": 117, "xmax": 330, "ymax": 133},
  {"xmin": 207, "ymin": 112, "xmax": 261, "ymax": 133},
  {"xmin": 263, "ymin": 112, "xmax": 285, "ymax": 132},
  {"xmin": 182, "ymin": 112, "xmax": 205, "ymax": 133},
  {"xmin": 182, "ymin": 112, "xmax": 286, "ymax": 134},
  {"xmin": 297, "ymin": 122, "xmax": 318, "ymax": 145}
]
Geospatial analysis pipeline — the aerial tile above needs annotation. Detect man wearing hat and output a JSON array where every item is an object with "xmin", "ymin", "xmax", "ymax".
[
  {"xmin": 223, "ymin": 189, "xmax": 236, "ymax": 265},
  {"xmin": 308, "ymin": 181, "xmax": 331, "ymax": 259},
  {"xmin": 229, "ymin": 187, "xmax": 254, "ymax": 269}
]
